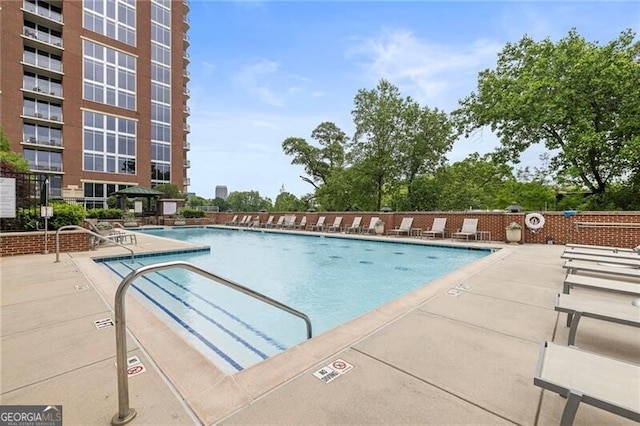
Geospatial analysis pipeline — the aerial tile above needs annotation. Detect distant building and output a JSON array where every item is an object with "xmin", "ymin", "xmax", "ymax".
[{"xmin": 215, "ymin": 185, "xmax": 228, "ymax": 200}]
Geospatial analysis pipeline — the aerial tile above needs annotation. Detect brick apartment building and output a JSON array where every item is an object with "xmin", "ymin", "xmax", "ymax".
[{"xmin": 0, "ymin": 0, "xmax": 190, "ymax": 208}]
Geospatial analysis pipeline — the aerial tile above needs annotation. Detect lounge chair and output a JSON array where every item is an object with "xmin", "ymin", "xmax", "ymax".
[
  {"xmin": 268, "ymin": 216, "xmax": 285, "ymax": 228},
  {"xmin": 562, "ymin": 248, "xmax": 640, "ymax": 260},
  {"xmin": 563, "ymin": 274, "xmax": 640, "ymax": 297},
  {"xmin": 387, "ymin": 217, "xmax": 414, "ymax": 236},
  {"xmin": 235, "ymin": 215, "xmax": 248, "ymax": 226},
  {"xmin": 363, "ymin": 217, "xmax": 380, "ymax": 234},
  {"xmin": 562, "ymin": 261, "xmax": 640, "ymax": 279},
  {"xmin": 534, "ymin": 341, "xmax": 640, "ymax": 424},
  {"xmin": 282, "ymin": 215, "xmax": 297, "ymax": 229},
  {"xmin": 343, "ymin": 217, "xmax": 362, "ymax": 233},
  {"xmin": 565, "ymin": 243, "xmax": 637, "ymax": 253},
  {"xmin": 293, "ymin": 216, "xmax": 307, "ymax": 230},
  {"xmin": 561, "ymin": 253, "xmax": 640, "ymax": 267},
  {"xmin": 260, "ymin": 216, "xmax": 274, "ymax": 228},
  {"xmin": 424, "ymin": 218, "xmax": 447, "ymax": 239},
  {"xmin": 325, "ymin": 217, "xmax": 343, "ymax": 232},
  {"xmin": 555, "ymin": 293, "xmax": 640, "ymax": 345},
  {"xmin": 225, "ymin": 215, "xmax": 238, "ymax": 226},
  {"xmin": 309, "ymin": 216, "xmax": 326, "ymax": 231},
  {"xmin": 240, "ymin": 215, "xmax": 253, "ymax": 227},
  {"xmin": 451, "ymin": 218, "xmax": 479, "ymax": 241}
]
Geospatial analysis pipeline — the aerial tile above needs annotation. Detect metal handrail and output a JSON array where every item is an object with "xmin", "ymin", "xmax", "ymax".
[
  {"xmin": 55, "ymin": 225, "xmax": 134, "ymax": 263},
  {"xmin": 112, "ymin": 260, "xmax": 313, "ymax": 425}
]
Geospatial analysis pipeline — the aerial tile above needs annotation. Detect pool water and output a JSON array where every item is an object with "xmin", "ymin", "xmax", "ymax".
[{"xmin": 101, "ymin": 227, "xmax": 489, "ymax": 373}]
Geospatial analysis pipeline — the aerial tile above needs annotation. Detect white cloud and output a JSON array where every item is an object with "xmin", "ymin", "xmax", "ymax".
[
  {"xmin": 235, "ymin": 59, "xmax": 286, "ymax": 107},
  {"xmin": 346, "ymin": 28, "xmax": 502, "ymax": 110}
]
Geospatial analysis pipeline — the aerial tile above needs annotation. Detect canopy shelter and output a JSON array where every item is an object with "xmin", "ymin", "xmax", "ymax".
[{"xmin": 110, "ymin": 186, "xmax": 162, "ymax": 218}]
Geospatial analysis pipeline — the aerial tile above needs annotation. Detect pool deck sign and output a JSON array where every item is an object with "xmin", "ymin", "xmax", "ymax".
[
  {"xmin": 114, "ymin": 356, "xmax": 147, "ymax": 377},
  {"xmin": 312, "ymin": 359, "xmax": 354, "ymax": 384}
]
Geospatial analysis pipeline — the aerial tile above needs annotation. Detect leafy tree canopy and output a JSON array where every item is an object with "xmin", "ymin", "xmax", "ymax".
[
  {"xmin": 226, "ymin": 191, "xmax": 272, "ymax": 212},
  {"xmin": 454, "ymin": 28, "xmax": 640, "ymax": 195}
]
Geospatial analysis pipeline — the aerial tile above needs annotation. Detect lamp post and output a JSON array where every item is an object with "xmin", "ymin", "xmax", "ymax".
[{"xmin": 41, "ymin": 177, "xmax": 49, "ymax": 254}]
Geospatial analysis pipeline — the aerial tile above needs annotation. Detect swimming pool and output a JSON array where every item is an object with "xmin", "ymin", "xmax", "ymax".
[{"xmin": 101, "ymin": 227, "xmax": 489, "ymax": 374}]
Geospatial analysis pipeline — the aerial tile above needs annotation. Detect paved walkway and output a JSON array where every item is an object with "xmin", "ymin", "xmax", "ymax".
[{"xmin": 1, "ymin": 229, "xmax": 638, "ymax": 425}]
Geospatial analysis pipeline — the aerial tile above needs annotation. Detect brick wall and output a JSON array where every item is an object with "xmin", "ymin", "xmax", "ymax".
[
  {"xmin": 206, "ymin": 211, "xmax": 640, "ymax": 248},
  {"xmin": 0, "ymin": 231, "xmax": 91, "ymax": 256}
]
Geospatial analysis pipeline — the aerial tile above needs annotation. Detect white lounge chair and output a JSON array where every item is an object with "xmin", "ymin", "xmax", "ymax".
[
  {"xmin": 563, "ymin": 274, "xmax": 640, "ymax": 297},
  {"xmin": 451, "ymin": 218, "xmax": 479, "ymax": 241},
  {"xmin": 565, "ymin": 243, "xmax": 637, "ymax": 253},
  {"xmin": 260, "ymin": 216, "xmax": 274, "ymax": 228},
  {"xmin": 562, "ymin": 248, "xmax": 640, "ymax": 260},
  {"xmin": 424, "ymin": 218, "xmax": 447, "ymax": 239},
  {"xmin": 293, "ymin": 216, "xmax": 307, "ymax": 230},
  {"xmin": 282, "ymin": 215, "xmax": 297, "ymax": 229},
  {"xmin": 310, "ymin": 216, "xmax": 325, "ymax": 231},
  {"xmin": 561, "ymin": 253, "xmax": 640, "ymax": 267},
  {"xmin": 325, "ymin": 217, "xmax": 343, "ymax": 232},
  {"xmin": 225, "ymin": 215, "xmax": 238, "ymax": 226},
  {"xmin": 267, "ymin": 216, "xmax": 285, "ymax": 229},
  {"xmin": 363, "ymin": 217, "xmax": 380, "ymax": 234},
  {"xmin": 387, "ymin": 218, "xmax": 414, "ymax": 236},
  {"xmin": 534, "ymin": 341, "xmax": 640, "ymax": 424},
  {"xmin": 343, "ymin": 217, "xmax": 362, "ymax": 233},
  {"xmin": 555, "ymin": 293, "xmax": 640, "ymax": 345},
  {"xmin": 562, "ymin": 261, "xmax": 640, "ymax": 279}
]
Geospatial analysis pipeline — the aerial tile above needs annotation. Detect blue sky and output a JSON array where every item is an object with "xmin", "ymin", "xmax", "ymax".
[{"xmin": 185, "ymin": 1, "xmax": 639, "ymax": 201}]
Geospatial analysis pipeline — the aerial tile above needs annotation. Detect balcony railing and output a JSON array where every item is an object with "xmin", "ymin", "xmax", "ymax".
[
  {"xmin": 184, "ymin": 123, "xmax": 190, "ymax": 132},
  {"xmin": 23, "ymin": 0, "xmax": 63, "ymax": 23},
  {"xmin": 24, "ymin": 136, "xmax": 63, "ymax": 148},
  {"xmin": 184, "ymin": 160, "xmax": 191, "ymax": 168},
  {"xmin": 183, "ymin": 141, "xmax": 191, "ymax": 150},
  {"xmin": 25, "ymin": 85, "xmax": 63, "ymax": 97},
  {"xmin": 23, "ymin": 27, "xmax": 63, "ymax": 49},
  {"xmin": 184, "ymin": 88, "xmax": 190, "ymax": 97},
  {"xmin": 23, "ymin": 56, "xmax": 63, "ymax": 74},
  {"xmin": 26, "ymin": 112, "xmax": 63, "ymax": 122},
  {"xmin": 184, "ymin": 177, "xmax": 191, "ymax": 186},
  {"xmin": 30, "ymin": 163, "xmax": 63, "ymax": 172},
  {"xmin": 183, "ymin": 105, "xmax": 190, "ymax": 114}
]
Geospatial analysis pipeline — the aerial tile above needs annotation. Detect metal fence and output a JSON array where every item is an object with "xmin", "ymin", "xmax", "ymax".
[{"xmin": 0, "ymin": 170, "xmax": 56, "ymax": 232}]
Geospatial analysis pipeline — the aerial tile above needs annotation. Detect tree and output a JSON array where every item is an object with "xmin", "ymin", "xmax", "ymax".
[
  {"xmin": 397, "ymin": 103, "xmax": 455, "ymax": 208},
  {"xmin": 274, "ymin": 186, "xmax": 305, "ymax": 211},
  {"xmin": 455, "ymin": 29, "xmax": 640, "ymax": 196},
  {"xmin": 211, "ymin": 197, "xmax": 230, "ymax": 212},
  {"xmin": 350, "ymin": 79, "xmax": 405, "ymax": 211},
  {"xmin": 0, "ymin": 127, "xmax": 30, "ymax": 173},
  {"xmin": 154, "ymin": 183, "xmax": 185, "ymax": 199},
  {"xmin": 282, "ymin": 121, "xmax": 348, "ymax": 189},
  {"xmin": 226, "ymin": 191, "xmax": 272, "ymax": 212}
]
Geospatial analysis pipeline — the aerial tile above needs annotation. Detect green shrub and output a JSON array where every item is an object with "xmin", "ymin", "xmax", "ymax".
[
  {"xmin": 86, "ymin": 208, "xmax": 124, "ymax": 219},
  {"xmin": 180, "ymin": 208, "xmax": 205, "ymax": 218},
  {"xmin": 16, "ymin": 208, "xmax": 41, "ymax": 231},
  {"xmin": 50, "ymin": 202, "xmax": 86, "ymax": 229}
]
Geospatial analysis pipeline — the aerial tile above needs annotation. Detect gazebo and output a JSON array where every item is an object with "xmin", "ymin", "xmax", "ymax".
[{"xmin": 110, "ymin": 185, "xmax": 162, "ymax": 219}]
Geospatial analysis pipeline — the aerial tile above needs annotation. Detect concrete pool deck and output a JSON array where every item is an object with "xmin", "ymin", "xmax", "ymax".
[{"xmin": 1, "ymin": 227, "xmax": 638, "ymax": 425}]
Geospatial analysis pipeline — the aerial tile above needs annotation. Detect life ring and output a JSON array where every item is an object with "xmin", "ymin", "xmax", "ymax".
[{"xmin": 525, "ymin": 213, "xmax": 545, "ymax": 230}]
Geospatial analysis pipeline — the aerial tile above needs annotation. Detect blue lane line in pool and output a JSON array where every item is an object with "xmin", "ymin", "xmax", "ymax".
[
  {"xmin": 132, "ymin": 261, "xmax": 287, "ymax": 351},
  {"xmin": 103, "ymin": 263, "xmax": 243, "ymax": 372},
  {"xmin": 116, "ymin": 262, "xmax": 273, "ymax": 360}
]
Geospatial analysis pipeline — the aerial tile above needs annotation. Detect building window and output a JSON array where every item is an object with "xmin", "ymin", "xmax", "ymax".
[
  {"xmin": 83, "ymin": 40, "xmax": 136, "ymax": 110},
  {"xmin": 83, "ymin": 182, "xmax": 130, "ymax": 209},
  {"xmin": 83, "ymin": 111, "xmax": 136, "ymax": 174},
  {"xmin": 23, "ymin": 123, "xmax": 62, "ymax": 147},
  {"xmin": 83, "ymin": 0, "xmax": 136, "ymax": 46},
  {"xmin": 23, "ymin": 46, "xmax": 62, "ymax": 72},
  {"xmin": 23, "ymin": 20, "xmax": 63, "ymax": 47},
  {"xmin": 23, "ymin": 72, "xmax": 63, "ymax": 97},
  {"xmin": 23, "ymin": 149, "xmax": 62, "ymax": 172},
  {"xmin": 151, "ymin": 162, "xmax": 170, "ymax": 184},
  {"xmin": 22, "ymin": 98, "xmax": 62, "ymax": 121}
]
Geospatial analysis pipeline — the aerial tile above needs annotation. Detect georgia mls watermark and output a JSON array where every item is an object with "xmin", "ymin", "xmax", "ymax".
[{"xmin": 0, "ymin": 405, "xmax": 62, "ymax": 426}]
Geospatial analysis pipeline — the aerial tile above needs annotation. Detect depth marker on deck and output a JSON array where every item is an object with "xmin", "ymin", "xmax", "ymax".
[{"xmin": 94, "ymin": 318, "xmax": 114, "ymax": 330}]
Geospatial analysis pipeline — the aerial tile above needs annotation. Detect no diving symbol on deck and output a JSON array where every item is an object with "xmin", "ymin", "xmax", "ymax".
[
  {"xmin": 313, "ymin": 359, "xmax": 354, "ymax": 384},
  {"xmin": 127, "ymin": 364, "xmax": 146, "ymax": 377}
]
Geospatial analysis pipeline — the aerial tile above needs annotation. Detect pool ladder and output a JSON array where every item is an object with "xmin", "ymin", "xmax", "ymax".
[{"xmin": 111, "ymin": 260, "xmax": 313, "ymax": 425}]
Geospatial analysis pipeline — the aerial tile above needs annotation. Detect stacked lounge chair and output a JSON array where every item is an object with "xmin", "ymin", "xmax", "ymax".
[{"xmin": 534, "ymin": 243, "xmax": 640, "ymax": 425}]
